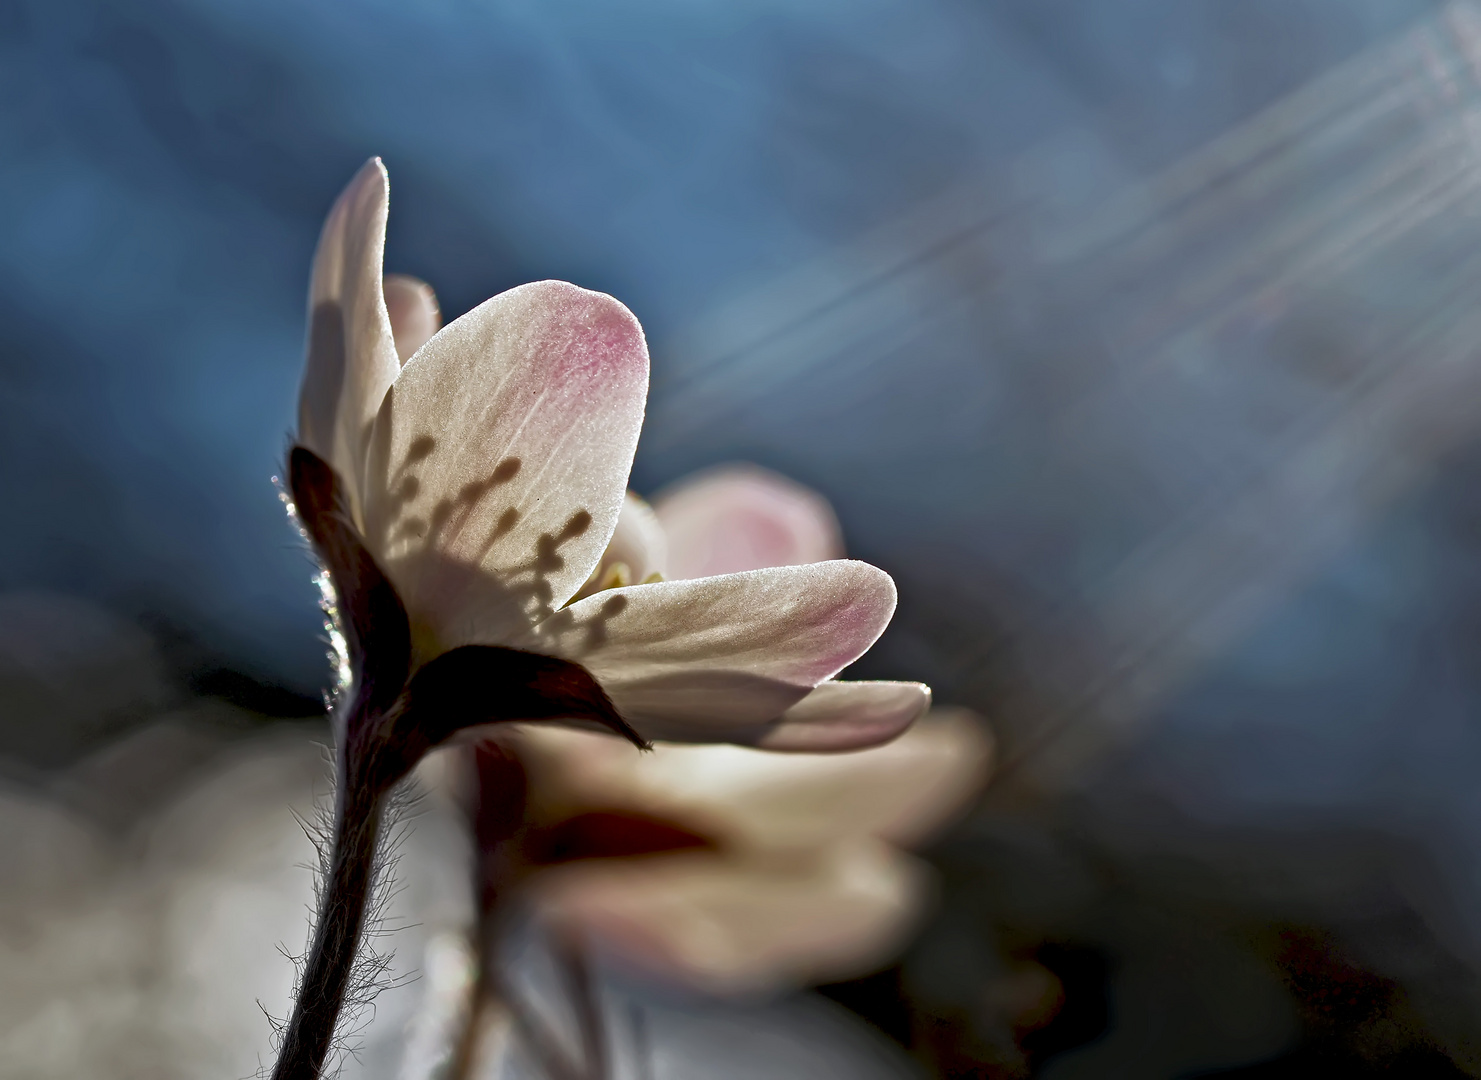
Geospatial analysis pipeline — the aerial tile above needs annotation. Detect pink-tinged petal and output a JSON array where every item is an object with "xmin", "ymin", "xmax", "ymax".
[
  {"xmin": 653, "ymin": 464, "xmax": 843, "ymax": 578},
  {"xmin": 384, "ymin": 274, "xmax": 442, "ymax": 364},
  {"xmin": 754, "ymin": 680, "xmax": 931, "ymax": 752},
  {"xmin": 514, "ymin": 706, "xmax": 991, "ymax": 852},
  {"xmin": 530, "ymin": 841, "xmax": 926, "ymax": 995},
  {"xmin": 573, "ymin": 492, "xmax": 668, "ymax": 600},
  {"xmin": 364, "ymin": 281, "xmax": 648, "ymax": 655},
  {"xmin": 298, "ymin": 158, "xmax": 400, "ymax": 522},
  {"xmin": 523, "ymin": 561, "xmax": 896, "ymax": 743}
]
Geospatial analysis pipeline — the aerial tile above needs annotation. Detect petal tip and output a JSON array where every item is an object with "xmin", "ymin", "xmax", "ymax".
[
  {"xmin": 342, "ymin": 156, "xmax": 389, "ymax": 204},
  {"xmin": 364, "ymin": 154, "xmax": 389, "ymax": 182},
  {"xmin": 513, "ymin": 280, "xmax": 650, "ymax": 397},
  {"xmin": 859, "ymin": 559, "xmax": 898, "ymax": 605},
  {"xmin": 828, "ymin": 559, "xmax": 899, "ymax": 653}
]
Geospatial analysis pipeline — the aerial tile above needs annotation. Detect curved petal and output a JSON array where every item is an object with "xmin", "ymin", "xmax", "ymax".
[
  {"xmin": 515, "ymin": 707, "xmax": 991, "ymax": 852},
  {"xmin": 384, "ymin": 273, "xmax": 442, "ymax": 364},
  {"xmin": 754, "ymin": 680, "xmax": 931, "ymax": 752},
  {"xmin": 529, "ymin": 841, "xmax": 927, "ymax": 996},
  {"xmin": 364, "ymin": 281, "xmax": 649, "ymax": 655},
  {"xmin": 573, "ymin": 492, "xmax": 668, "ymax": 600},
  {"xmin": 298, "ymin": 158, "xmax": 400, "ymax": 523},
  {"xmin": 524, "ymin": 561, "xmax": 896, "ymax": 743},
  {"xmin": 653, "ymin": 464, "xmax": 843, "ymax": 579}
]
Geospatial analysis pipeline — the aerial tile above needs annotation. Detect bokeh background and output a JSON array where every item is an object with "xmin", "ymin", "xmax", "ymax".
[{"xmin": 8, "ymin": 0, "xmax": 1481, "ymax": 1074}]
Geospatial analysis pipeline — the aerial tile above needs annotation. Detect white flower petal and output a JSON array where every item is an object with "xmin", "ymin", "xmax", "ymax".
[
  {"xmin": 384, "ymin": 274, "xmax": 442, "ymax": 364},
  {"xmin": 531, "ymin": 841, "xmax": 927, "ymax": 996},
  {"xmin": 739, "ymin": 706, "xmax": 992, "ymax": 849},
  {"xmin": 364, "ymin": 280, "xmax": 648, "ymax": 653},
  {"xmin": 574, "ymin": 491, "xmax": 668, "ymax": 600},
  {"xmin": 525, "ymin": 561, "xmax": 896, "ymax": 742},
  {"xmin": 653, "ymin": 464, "xmax": 843, "ymax": 579},
  {"xmin": 298, "ymin": 158, "xmax": 400, "ymax": 522},
  {"xmin": 753, "ymin": 680, "xmax": 931, "ymax": 752},
  {"xmin": 515, "ymin": 707, "xmax": 990, "ymax": 852}
]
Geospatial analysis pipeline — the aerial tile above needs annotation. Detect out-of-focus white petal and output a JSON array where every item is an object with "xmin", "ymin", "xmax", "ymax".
[
  {"xmin": 574, "ymin": 492, "xmax": 668, "ymax": 599},
  {"xmin": 515, "ymin": 707, "xmax": 990, "ymax": 853},
  {"xmin": 531, "ymin": 841, "xmax": 927, "ymax": 996},
  {"xmin": 364, "ymin": 281, "xmax": 648, "ymax": 654},
  {"xmin": 395, "ymin": 930, "xmax": 477, "ymax": 1080},
  {"xmin": 523, "ymin": 561, "xmax": 896, "ymax": 742},
  {"xmin": 653, "ymin": 464, "xmax": 843, "ymax": 579},
  {"xmin": 298, "ymin": 158, "xmax": 400, "ymax": 522},
  {"xmin": 384, "ymin": 274, "xmax": 442, "ymax": 365},
  {"xmin": 753, "ymin": 680, "xmax": 931, "ymax": 752},
  {"xmin": 732, "ymin": 706, "xmax": 990, "ymax": 850}
]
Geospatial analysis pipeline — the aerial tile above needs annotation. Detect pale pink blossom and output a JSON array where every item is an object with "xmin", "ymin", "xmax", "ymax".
[{"xmin": 296, "ymin": 158, "xmax": 921, "ymax": 751}]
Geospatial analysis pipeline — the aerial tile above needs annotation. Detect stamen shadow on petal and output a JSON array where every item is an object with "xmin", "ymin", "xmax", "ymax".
[
  {"xmin": 392, "ymin": 543, "xmax": 626, "ymax": 661},
  {"xmin": 367, "ymin": 401, "xmax": 609, "ymax": 636},
  {"xmin": 374, "ymin": 435, "xmax": 438, "ymax": 533},
  {"xmin": 421, "ymin": 455, "xmax": 523, "ymax": 551},
  {"xmin": 369, "ymin": 430, "xmax": 523, "ymax": 552},
  {"xmin": 585, "ymin": 594, "xmax": 626, "ymax": 650},
  {"xmin": 558, "ymin": 509, "xmax": 592, "ymax": 540},
  {"xmin": 531, "ymin": 590, "xmax": 629, "ymax": 653},
  {"xmin": 473, "ymin": 507, "xmax": 522, "ymax": 562}
]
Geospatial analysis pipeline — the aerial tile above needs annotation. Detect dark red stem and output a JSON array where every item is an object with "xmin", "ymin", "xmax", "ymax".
[{"xmin": 270, "ymin": 763, "xmax": 383, "ymax": 1080}]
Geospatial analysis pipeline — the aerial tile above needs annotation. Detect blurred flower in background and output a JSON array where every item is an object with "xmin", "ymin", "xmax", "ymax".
[{"xmin": 510, "ymin": 708, "xmax": 990, "ymax": 997}]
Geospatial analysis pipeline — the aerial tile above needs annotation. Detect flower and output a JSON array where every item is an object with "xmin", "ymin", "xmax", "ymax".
[
  {"xmin": 276, "ymin": 159, "xmax": 930, "ymax": 1078},
  {"xmin": 293, "ymin": 157, "xmax": 927, "ymax": 765},
  {"xmin": 508, "ymin": 707, "xmax": 990, "ymax": 996},
  {"xmin": 462, "ymin": 465, "xmax": 991, "ymax": 997}
]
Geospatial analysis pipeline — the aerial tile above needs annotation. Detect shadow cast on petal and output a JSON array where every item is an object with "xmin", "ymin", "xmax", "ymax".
[{"xmin": 605, "ymin": 670, "xmax": 814, "ymax": 744}]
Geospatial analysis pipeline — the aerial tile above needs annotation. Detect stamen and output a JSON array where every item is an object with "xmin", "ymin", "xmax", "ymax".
[{"xmin": 595, "ymin": 561, "xmax": 632, "ymax": 592}]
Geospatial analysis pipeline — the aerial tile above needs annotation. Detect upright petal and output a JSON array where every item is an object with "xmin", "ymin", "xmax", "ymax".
[
  {"xmin": 365, "ymin": 281, "xmax": 649, "ymax": 654},
  {"xmin": 524, "ymin": 561, "xmax": 896, "ymax": 742},
  {"xmin": 298, "ymin": 158, "xmax": 401, "ymax": 522},
  {"xmin": 654, "ymin": 464, "xmax": 843, "ymax": 579},
  {"xmin": 384, "ymin": 274, "xmax": 442, "ymax": 364}
]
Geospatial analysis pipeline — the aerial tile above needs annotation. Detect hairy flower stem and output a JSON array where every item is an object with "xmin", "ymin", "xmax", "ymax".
[{"xmin": 271, "ymin": 779, "xmax": 384, "ymax": 1080}]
